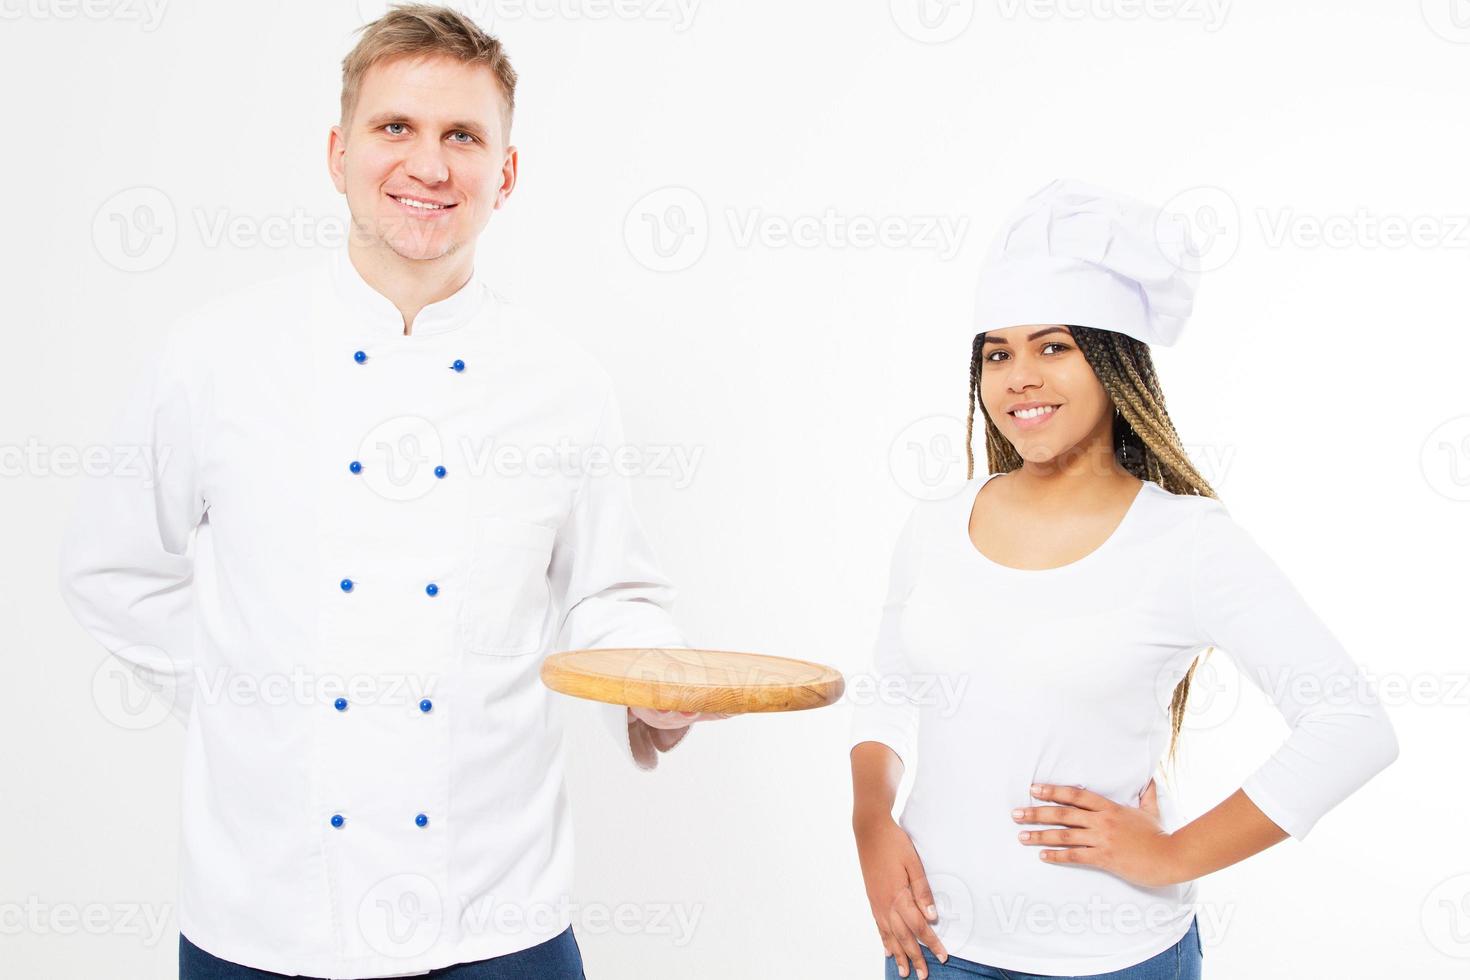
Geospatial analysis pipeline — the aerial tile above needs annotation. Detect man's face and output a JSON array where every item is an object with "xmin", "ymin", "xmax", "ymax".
[{"xmin": 328, "ymin": 54, "xmax": 516, "ymax": 263}]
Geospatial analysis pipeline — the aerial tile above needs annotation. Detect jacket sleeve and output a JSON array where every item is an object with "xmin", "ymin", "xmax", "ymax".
[
  {"xmin": 57, "ymin": 323, "xmax": 205, "ymax": 727},
  {"xmin": 549, "ymin": 384, "xmax": 692, "ymax": 771},
  {"xmin": 847, "ymin": 501, "xmax": 924, "ymax": 774},
  {"xmin": 1189, "ymin": 499, "xmax": 1399, "ymax": 841}
]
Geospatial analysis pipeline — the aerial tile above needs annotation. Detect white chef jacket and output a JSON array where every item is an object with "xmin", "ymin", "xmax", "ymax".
[
  {"xmin": 849, "ymin": 471, "xmax": 1398, "ymax": 975},
  {"xmin": 57, "ymin": 241, "xmax": 692, "ymax": 977}
]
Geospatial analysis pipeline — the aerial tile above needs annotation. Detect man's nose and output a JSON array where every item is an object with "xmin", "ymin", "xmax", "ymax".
[{"xmin": 403, "ymin": 140, "xmax": 450, "ymax": 185}]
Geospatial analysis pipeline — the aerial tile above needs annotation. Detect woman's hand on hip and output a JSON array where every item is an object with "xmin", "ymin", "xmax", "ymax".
[
  {"xmin": 1013, "ymin": 779, "xmax": 1183, "ymax": 888},
  {"xmin": 853, "ymin": 812, "xmax": 950, "ymax": 979}
]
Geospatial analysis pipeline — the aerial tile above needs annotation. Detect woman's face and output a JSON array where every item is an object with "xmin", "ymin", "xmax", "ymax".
[{"xmin": 978, "ymin": 324, "xmax": 1114, "ymax": 465}]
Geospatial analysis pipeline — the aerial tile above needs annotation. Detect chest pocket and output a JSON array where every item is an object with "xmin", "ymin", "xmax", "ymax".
[{"xmin": 459, "ymin": 516, "xmax": 557, "ymax": 656}]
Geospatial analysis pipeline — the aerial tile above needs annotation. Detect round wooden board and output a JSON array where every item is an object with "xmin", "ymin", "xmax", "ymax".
[{"xmin": 540, "ymin": 648, "xmax": 845, "ymax": 714}]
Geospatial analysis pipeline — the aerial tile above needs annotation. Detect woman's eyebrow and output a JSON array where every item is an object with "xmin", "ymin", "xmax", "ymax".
[{"xmin": 982, "ymin": 327, "xmax": 1070, "ymax": 345}]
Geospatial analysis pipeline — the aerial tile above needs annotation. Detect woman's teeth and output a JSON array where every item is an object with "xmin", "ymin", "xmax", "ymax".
[{"xmin": 1012, "ymin": 405, "xmax": 1057, "ymax": 419}]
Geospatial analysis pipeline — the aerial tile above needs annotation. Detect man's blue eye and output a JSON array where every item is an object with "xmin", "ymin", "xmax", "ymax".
[{"xmin": 385, "ymin": 123, "xmax": 406, "ymax": 135}]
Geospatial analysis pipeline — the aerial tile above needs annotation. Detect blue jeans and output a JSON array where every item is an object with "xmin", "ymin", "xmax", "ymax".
[
  {"xmin": 885, "ymin": 915, "xmax": 1202, "ymax": 980},
  {"xmin": 179, "ymin": 926, "xmax": 586, "ymax": 979}
]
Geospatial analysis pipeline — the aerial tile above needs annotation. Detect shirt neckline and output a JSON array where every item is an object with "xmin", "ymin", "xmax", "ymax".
[
  {"xmin": 963, "ymin": 470, "xmax": 1154, "ymax": 574},
  {"xmin": 329, "ymin": 240, "xmax": 489, "ymax": 339}
]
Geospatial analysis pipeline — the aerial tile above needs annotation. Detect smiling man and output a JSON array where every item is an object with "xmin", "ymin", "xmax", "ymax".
[{"xmin": 57, "ymin": 5, "xmax": 722, "ymax": 978}]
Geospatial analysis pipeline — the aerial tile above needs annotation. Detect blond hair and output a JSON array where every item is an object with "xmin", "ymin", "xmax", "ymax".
[{"xmin": 340, "ymin": 3, "xmax": 518, "ymax": 134}]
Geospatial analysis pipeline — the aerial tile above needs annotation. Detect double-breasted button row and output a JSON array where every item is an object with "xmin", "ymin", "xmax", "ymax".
[
  {"xmin": 332, "ymin": 697, "xmax": 433, "ymax": 713},
  {"xmin": 326, "ymin": 346, "xmax": 463, "ymax": 833},
  {"xmin": 337, "ymin": 578, "xmax": 440, "ymax": 595},
  {"xmin": 351, "ymin": 350, "xmax": 466, "ymax": 372},
  {"xmin": 328, "ymin": 812, "xmax": 431, "ymax": 829}
]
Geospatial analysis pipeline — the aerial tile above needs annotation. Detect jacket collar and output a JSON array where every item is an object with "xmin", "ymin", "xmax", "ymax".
[{"xmin": 329, "ymin": 240, "xmax": 488, "ymax": 339}]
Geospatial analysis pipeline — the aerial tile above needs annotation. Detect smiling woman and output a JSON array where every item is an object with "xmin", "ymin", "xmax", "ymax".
[{"xmin": 850, "ymin": 178, "xmax": 1398, "ymax": 980}]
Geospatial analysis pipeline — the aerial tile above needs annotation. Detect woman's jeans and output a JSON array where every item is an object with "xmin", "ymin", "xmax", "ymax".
[
  {"xmin": 885, "ymin": 915, "xmax": 1202, "ymax": 980},
  {"xmin": 179, "ymin": 926, "xmax": 585, "ymax": 980}
]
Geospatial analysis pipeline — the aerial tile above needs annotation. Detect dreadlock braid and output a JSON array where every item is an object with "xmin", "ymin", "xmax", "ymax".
[{"xmin": 963, "ymin": 325, "xmax": 1218, "ymax": 780}]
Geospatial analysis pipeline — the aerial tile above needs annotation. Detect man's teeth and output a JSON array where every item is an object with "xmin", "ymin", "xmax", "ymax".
[
  {"xmin": 1012, "ymin": 405, "xmax": 1058, "ymax": 419},
  {"xmin": 394, "ymin": 196, "xmax": 449, "ymax": 210}
]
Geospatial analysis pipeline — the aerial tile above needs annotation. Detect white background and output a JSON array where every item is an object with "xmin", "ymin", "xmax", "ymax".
[{"xmin": 4, "ymin": 0, "xmax": 1468, "ymax": 977}]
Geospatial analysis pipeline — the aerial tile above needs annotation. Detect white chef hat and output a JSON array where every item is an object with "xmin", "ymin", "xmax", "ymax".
[{"xmin": 972, "ymin": 178, "xmax": 1201, "ymax": 347}]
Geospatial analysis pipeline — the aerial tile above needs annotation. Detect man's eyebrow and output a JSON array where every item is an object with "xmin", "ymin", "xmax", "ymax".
[
  {"xmin": 982, "ymin": 326, "xmax": 1071, "ymax": 345},
  {"xmin": 362, "ymin": 111, "xmax": 490, "ymax": 135}
]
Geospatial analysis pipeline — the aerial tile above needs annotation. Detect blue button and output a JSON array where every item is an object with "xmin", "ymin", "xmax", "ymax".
[
  {"xmin": 451, "ymin": 359, "xmax": 465, "ymax": 372},
  {"xmin": 348, "ymin": 460, "xmax": 362, "ymax": 474},
  {"xmin": 353, "ymin": 350, "xmax": 367, "ymax": 364},
  {"xmin": 415, "ymin": 813, "xmax": 428, "ymax": 828},
  {"xmin": 419, "ymin": 698, "xmax": 433, "ymax": 713},
  {"xmin": 433, "ymin": 465, "xmax": 447, "ymax": 479},
  {"xmin": 330, "ymin": 814, "xmax": 345, "ymax": 828},
  {"xmin": 340, "ymin": 578, "xmax": 353, "ymax": 593},
  {"xmin": 334, "ymin": 697, "xmax": 347, "ymax": 711},
  {"xmin": 425, "ymin": 583, "xmax": 439, "ymax": 597}
]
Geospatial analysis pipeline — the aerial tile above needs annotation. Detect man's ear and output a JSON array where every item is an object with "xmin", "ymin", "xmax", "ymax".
[
  {"xmin": 494, "ymin": 145, "xmax": 518, "ymax": 210},
  {"xmin": 327, "ymin": 125, "xmax": 347, "ymax": 194}
]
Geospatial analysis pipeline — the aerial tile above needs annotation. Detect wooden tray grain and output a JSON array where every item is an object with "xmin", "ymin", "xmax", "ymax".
[{"xmin": 540, "ymin": 647, "xmax": 845, "ymax": 714}]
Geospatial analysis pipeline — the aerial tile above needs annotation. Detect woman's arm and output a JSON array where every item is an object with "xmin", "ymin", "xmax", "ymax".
[
  {"xmin": 849, "ymin": 503, "xmax": 948, "ymax": 978},
  {"xmin": 1021, "ymin": 501, "xmax": 1399, "ymax": 884},
  {"xmin": 1015, "ymin": 779, "xmax": 1289, "ymax": 887},
  {"xmin": 852, "ymin": 741, "xmax": 949, "ymax": 980},
  {"xmin": 1168, "ymin": 787, "xmax": 1289, "ymax": 881},
  {"xmin": 1186, "ymin": 500, "xmax": 1400, "ymax": 841},
  {"xmin": 852, "ymin": 740, "xmax": 904, "ymax": 826}
]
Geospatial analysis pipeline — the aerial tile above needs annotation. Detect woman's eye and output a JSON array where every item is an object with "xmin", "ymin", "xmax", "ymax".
[{"xmin": 984, "ymin": 343, "xmax": 1068, "ymax": 363}]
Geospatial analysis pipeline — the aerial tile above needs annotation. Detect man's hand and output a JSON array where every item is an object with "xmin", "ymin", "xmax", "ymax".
[{"xmin": 628, "ymin": 707, "xmax": 732, "ymax": 729}]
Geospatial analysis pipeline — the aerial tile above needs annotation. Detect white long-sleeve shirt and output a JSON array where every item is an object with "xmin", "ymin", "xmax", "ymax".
[
  {"xmin": 849, "ymin": 470, "xmax": 1398, "ymax": 975},
  {"xmin": 57, "ymin": 242, "xmax": 690, "ymax": 978}
]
